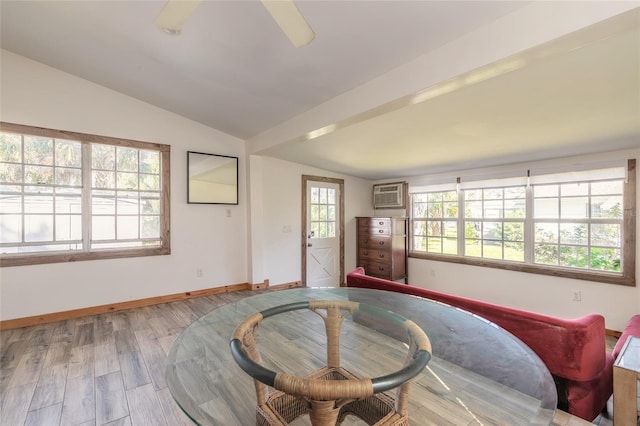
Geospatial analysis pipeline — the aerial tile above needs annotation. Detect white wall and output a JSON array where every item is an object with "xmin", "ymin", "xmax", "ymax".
[
  {"xmin": 0, "ymin": 50, "xmax": 248, "ymax": 321},
  {"xmin": 250, "ymin": 156, "xmax": 372, "ymax": 286},
  {"xmin": 398, "ymin": 150, "xmax": 640, "ymax": 332}
]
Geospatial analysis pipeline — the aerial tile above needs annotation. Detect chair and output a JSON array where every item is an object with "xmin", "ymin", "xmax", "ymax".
[{"xmin": 230, "ymin": 299, "xmax": 432, "ymax": 426}]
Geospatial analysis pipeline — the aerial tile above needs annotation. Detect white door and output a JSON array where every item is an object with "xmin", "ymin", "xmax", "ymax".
[{"xmin": 306, "ymin": 181, "xmax": 340, "ymax": 287}]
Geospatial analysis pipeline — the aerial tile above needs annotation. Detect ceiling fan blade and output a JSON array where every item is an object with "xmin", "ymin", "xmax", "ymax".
[
  {"xmin": 261, "ymin": 0, "xmax": 315, "ymax": 48},
  {"xmin": 154, "ymin": 0, "xmax": 202, "ymax": 34}
]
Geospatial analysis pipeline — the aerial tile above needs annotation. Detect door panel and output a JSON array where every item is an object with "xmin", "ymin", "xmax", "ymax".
[{"xmin": 305, "ymin": 181, "xmax": 340, "ymax": 287}]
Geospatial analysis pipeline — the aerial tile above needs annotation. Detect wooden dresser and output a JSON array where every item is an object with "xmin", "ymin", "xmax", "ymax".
[{"xmin": 356, "ymin": 217, "xmax": 407, "ymax": 281}]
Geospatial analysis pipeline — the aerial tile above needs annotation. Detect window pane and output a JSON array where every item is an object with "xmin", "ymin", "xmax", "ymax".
[
  {"xmin": 428, "ymin": 201, "xmax": 443, "ymax": 218},
  {"xmin": 0, "ymin": 214, "xmax": 22, "ymax": 243},
  {"xmin": 560, "ymin": 223, "xmax": 588, "ymax": 245},
  {"xmin": 56, "ymin": 194, "xmax": 82, "ymax": 214},
  {"xmin": 117, "ymin": 216, "xmax": 139, "ymax": 239},
  {"xmin": 561, "ymin": 183, "xmax": 588, "ymax": 196},
  {"xmin": 413, "ymin": 201, "xmax": 427, "ymax": 218},
  {"xmin": 55, "ymin": 167, "xmax": 82, "ymax": 186},
  {"xmin": 25, "ymin": 165, "xmax": 53, "ymax": 185},
  {"xmin": 318, "ymin": 205, "xmax": 327, "ymax": 221},
  {"xmin": 413, "ymin": 236, "xmax": 426, "ymax": 251},
  {"xmin": 465, "ymin": 239, "xmax": 481, "ymax": 257},
  {"xmin": 443, "ymin": 238, "xmax": 457, "ymax": 255},
  {"xmin": 534, "ymin": 198, "xmax": 558, "ymax": 218},
  {"xmin": 24, "ymin": 215, "xmax": 53, "ymax": 241},
  {"xmin": 465, "ymin": 201, "xmax": 482, "ymax": 218},
  {"xmin": 93, "ymin": 216, "xmax": 115, "ymax": 240},
  {"xmin": 504, "ymin": 222, "xmax": 524, "ymax": 242},
  {"xmin": 141, "ymin": 193, "xmax": 160, "ymax": 214},
  {"xmin": 413, "ymin": 221, "xmax": 426, "ymax": 236},
  {"xmin": 139, "ymin": 150, "xmax": 159, "ymax": 174},
  {"xmin": 327, "ymin": 222, "xmax": 336, "ymax": 238},
  {"xmin": 505, "ymin": 242, "xmax": 524, "ymax": 262},
  {"xmin": 427, "ymin": 237, "xmax": 442, "ymax": 253},
  {"xmin": 139, "ymin": 174, "xmax": 160, "ymax": 191},
  {"xmin": 0, "ymin": 195, "xmax": 22, "ymax": 213},
  {"xmin": 0, "ymin": 132, "xmax": 22, "ymax": 163},
  {"xmin": 443, "ymin": 221, "xmax": 457, "ymax": 238},
  {"xmin": 465, "ymin": 221, "xmax": 481, "ymax": 239},
  {"xmin": 535, "ymin": 244, "xmax": 558, "ymax": 265},
  {"xmin": 319, "ymin": 222, "xmax": 327, "ymax": 238},
  {"xmin": 591, "ymin": 181, "xmax": 622, "ymax": 195},
  {"xmin": 505, "ymin": 187, "xmax": 525, "ymax": 199},
  {"xmin": 117, "ymin": 172, "xmax": 138, "ymax": 190},
  {"xmin": 117, "ymin": 192, "xmax": 139, "ymax": 215},
  {"xmin": 483, "ymin": 222, "xmax": 502, "ymax": 241},
  {"xmin": 24, "ymin": 195, "xmax": 53, "ymax": 214},
  {"xmin": 93, "ymin": 170, "xmax": 115, "ymax": 189},
  {"xmin": 465, "ymin": 190, "xmax": 481, "ymax": 200},
  {"xmin": 561, "ymin": 197, "xmax": 588, "ymax": 219},
  {"xmin": 141, "ymin": 216, "xmax": 160, "ymax": 239},
  {"xmin": 311, "ymin": 187, "xmax": 318, "ymax": 203},
  {"xmin": 311, "ymin": 222, "xmax": 319, "ymax": 238},
  {"xmin": 592, "ymin": 196, "xmax": 622, "ymax": 219},
  {"xmin": 117, "ymin": 147, "xmax": 138, "ymax": 172},
  {"xmin": 484, "ymin": 188, "xmax": 503, "ymax": 200},
  {"xmin": 93, "ymin": 190, "xmax": 116, "ymax": 215},
  {"xmin": 427, "ymin": 221, "xmax": 441, "ymax": 236},
  {"xmin": 483, "ymin": 240, "xmax": 503, "ymax": 260},
  {"xmin": 328, "ymin": 189, "xmax": 336, "ymax": 204},
  {"xmin": 328, "ymin": 205, "xmax": 336, "ymax": 221},
  {"xmin": 443, "ymin": 201, "xmax": 458, "ymax": 218},
  {"xmin": 591, "ymin": 223, "xmax": 620, "ymax": 247},
  {"xmin": 559, "ymin": 246, "xmax": 588, "ymax": 268},
  {"xmin": 590, "ymin": 247, "xmax": 620, "ymax": 272},
  {"xmin": 55, "ymin": 215, "xmax": 81, "ymax": 241},
  {"xmin": 55, "ymin": 140, "xmax": 81, "ymax": 167},
  {"xmin": 535, "ymin": 223, "xmax": 558, "ymax": 243},
  {"xmin": 534, "ymin": 185, "xmax": 558, "ymax": 197},
  {"xmin": 24, "ymin": 136, "xmax": 53, "ymax": 165},
  {"xmin": 484, "ymin": 200, "xmax": 502, "ymax": 218},
  {"xmin": 319, "ymin": 188, "xmax": 327, "ymax": 204},
  {"xmin": 92, "ymin": 144, "xmax": 116, "ymax": 170},
  {"xmin": 310, "ymin": 205, "xmax": 318, "ymax": 221},
  {"xmin": 504, "ymin": 199, "xmax": 525, "ymax": 218},
  {"xmin": 0, "ymin": 163, "xmax": 22, "ymax": 183}
]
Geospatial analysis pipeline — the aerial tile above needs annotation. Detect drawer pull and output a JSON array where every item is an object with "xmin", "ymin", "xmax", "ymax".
[
  {"xmin": 379, "ymin": 254, "xmax": 384, "ymax": 258},
  {"xmin": 378, "ymin": 221, "xmax": 384, "ymax": 225},
  {"xmin": 378, "ymin": 229, "xmax": 384, "ymax": 233},
  {"xmin": 378, "ymin": 266, "xmax": 385, "ymax": 271},
  {"xmin": 378, "ymin": 241, "xmax": 385, "ymax": 246},
  {"xmin": 363, "ymin": 251, "xmax": 369, "ymax": 255}
]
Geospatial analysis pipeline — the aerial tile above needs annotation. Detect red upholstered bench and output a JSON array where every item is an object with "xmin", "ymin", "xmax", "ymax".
[{"xmin": 346, "ymin": 267, "xmax": 631, "ymax": 422}]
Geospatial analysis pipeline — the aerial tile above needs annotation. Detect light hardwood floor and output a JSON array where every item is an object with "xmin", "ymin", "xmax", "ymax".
[{"xmin": 0, "ymin": 289, "xmax": 619, "ymax": 425}]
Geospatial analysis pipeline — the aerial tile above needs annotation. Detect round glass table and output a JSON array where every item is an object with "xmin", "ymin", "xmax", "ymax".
[{"xmin": 166, "ymin": 287, "xmax": 557, "ymax": 425}]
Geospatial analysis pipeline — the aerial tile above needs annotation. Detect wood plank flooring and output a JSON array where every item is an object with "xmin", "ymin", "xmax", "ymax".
[{"xmin": 0, "ymin": 288, "xmax": 619, "ymax": 425}]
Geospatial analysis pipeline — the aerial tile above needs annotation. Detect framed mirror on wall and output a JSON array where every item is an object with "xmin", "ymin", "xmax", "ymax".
[{"xmin": 187, "ymin": 151, "xmax": 238, "ymax": 204}]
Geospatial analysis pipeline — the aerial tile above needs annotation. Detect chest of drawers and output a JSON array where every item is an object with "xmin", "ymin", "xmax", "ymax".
[{"xmin": 356, "ymin": 217, "xmax": 407, "ymax": 281}]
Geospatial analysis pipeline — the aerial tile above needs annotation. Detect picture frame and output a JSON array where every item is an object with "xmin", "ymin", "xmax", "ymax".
[{"xmin": 187, "ymin": 151, "xmax": 238, "ymax": 204}]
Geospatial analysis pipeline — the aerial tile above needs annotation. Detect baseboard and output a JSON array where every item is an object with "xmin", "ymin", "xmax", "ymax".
[
  {"xmin": 0, "ymin": 282, "xmax": 251, "ymax": 330},
  {"xmin": 606, "ymin": 328, "xmax": 622, "ymax": 338},
  {"xmin": 270, "ymin": 280, "xmax": 303, "ymax": 290}
]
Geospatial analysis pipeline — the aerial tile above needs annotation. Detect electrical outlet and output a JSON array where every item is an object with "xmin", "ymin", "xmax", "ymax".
[
  {"xmin": 572, "ymin": 290, "xmax": 581, "ymax": 302},
  {"xmin": 226, "ymin": 209, "xmax": 232, "ymax": 218},
  {"xmin": 197, "ymin": 268, "xmax": 203, "ymax": 278}
]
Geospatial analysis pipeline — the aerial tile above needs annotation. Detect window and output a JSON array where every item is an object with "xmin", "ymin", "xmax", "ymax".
[
  {"xmin": 0, "ymin": 122, "xmax": 170, "ymax": 266},
  {"xmin": 410, "ymin": 160, "xmax": 636, "ymax": 286},
  {"xmin": 309, "ymin": 186, "xmax": 337, "ymax": 238}
]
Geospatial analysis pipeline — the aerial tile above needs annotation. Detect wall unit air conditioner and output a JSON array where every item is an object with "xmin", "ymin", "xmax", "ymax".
[{"xmin": 373, "ymin": 182, "xmax": 406, "ymax": 209}]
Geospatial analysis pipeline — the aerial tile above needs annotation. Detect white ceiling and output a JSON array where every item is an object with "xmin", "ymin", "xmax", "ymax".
[{"xmin": 2, "ymin": 1, "xmax": 639, "ymax": 180}]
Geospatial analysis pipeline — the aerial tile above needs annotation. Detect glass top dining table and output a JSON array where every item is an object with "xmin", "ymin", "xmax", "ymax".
[{"xmin": 166, "ymin": 287, "xmax": 557, "ymax": 425}]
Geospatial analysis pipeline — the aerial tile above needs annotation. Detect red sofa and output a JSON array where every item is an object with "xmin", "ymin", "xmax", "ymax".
[{"xmin": 346, "ymin": 267, "xmax": 639, "ymax": 421}]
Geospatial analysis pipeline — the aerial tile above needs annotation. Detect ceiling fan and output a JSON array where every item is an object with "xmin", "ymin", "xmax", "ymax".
[{"xmin": 154, "ymin": 0, "xmax": 315, "ymax": 48}]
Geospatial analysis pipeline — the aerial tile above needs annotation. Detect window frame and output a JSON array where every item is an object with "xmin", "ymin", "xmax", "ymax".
[
  {"xmin": 0, "ymin": 122, "xmax": 171, "ymax": 267},
  {"xmin": 409, "ymin": 159, "xmax": 636, "ymax": 286}
]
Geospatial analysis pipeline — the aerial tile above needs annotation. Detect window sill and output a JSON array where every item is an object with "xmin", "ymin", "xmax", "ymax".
[
  {"xmin": 0, "ymin": 247, "xmax": 171, "ymax": 267},
  {"xmin": 408, "ymin": 251, "xmax": 635, "ymax": 286}
]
